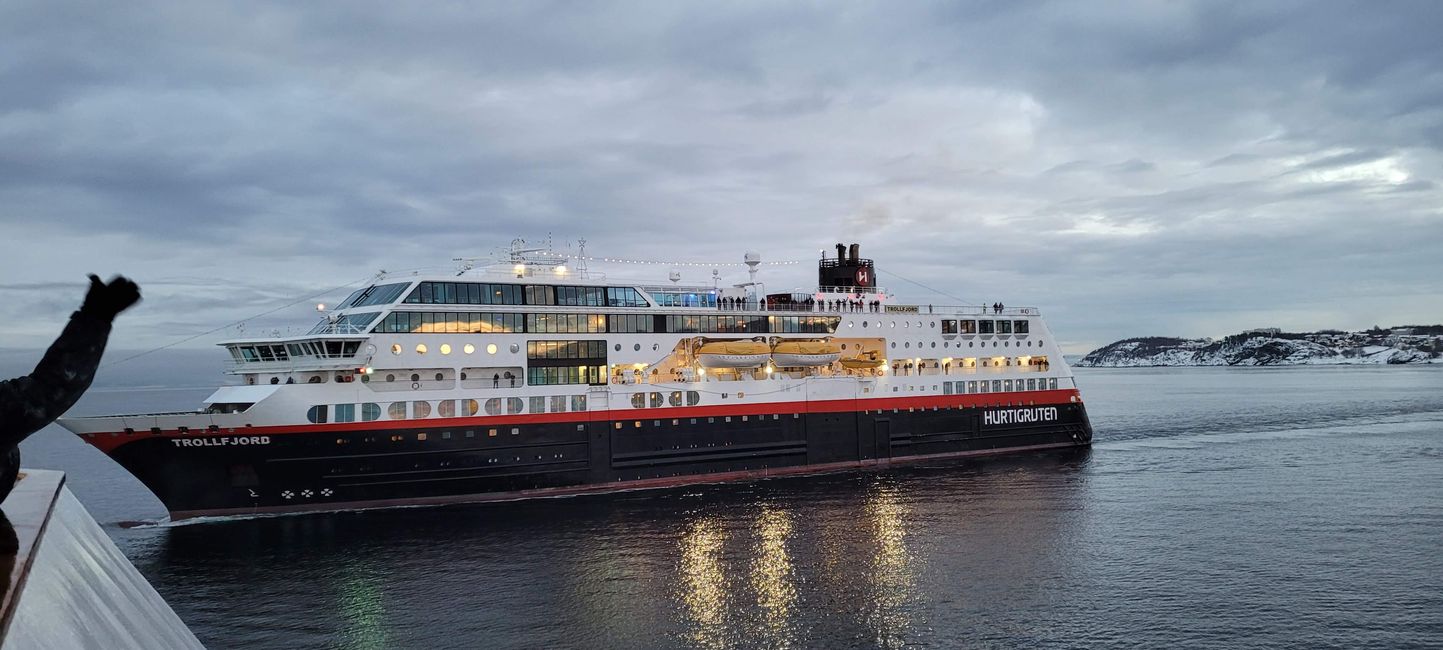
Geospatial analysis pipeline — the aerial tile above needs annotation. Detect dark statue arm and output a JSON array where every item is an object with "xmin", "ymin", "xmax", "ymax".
[{"xmin": 0, "ymin": 276, "xmax": 140, "ymax": 450}]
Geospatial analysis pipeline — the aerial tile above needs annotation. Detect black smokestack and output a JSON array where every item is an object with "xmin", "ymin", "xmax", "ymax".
[
  {"xmin": 835, "ymin": 243, "xmax": 846, "ymax": 261},
  {"xmin": 849, "ymin": 243, "xmax": 860, "ymax": 263}
]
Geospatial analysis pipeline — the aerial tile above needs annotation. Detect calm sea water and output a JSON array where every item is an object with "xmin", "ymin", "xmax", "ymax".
[{"xmin": 17, "ymin": 365, "xmax": 1443, "ymax": 649}]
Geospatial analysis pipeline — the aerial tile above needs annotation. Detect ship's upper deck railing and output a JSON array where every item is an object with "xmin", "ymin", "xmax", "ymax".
[{"xmin": 715, "ymin": 302, "xmax": 1039, "ymax": 316}]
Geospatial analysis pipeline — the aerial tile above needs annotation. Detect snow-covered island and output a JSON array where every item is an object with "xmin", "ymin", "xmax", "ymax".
[{"xmin": 1077, "ymin": 326, "xmax": 1443, "ymax": 367}]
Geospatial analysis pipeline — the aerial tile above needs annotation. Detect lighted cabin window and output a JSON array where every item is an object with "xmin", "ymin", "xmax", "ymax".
[
  {"xmin": 571, "ymin": 395, "xmax": 588, "ymax": 412},
  {"xmin": 631, "ymin": 393, "xmax": 646, "ymax": 408},
  {"xmin": 527, "ymin": 340, "xmax": 607, "ymax": 359},
  {"xmin": 528, "ymin": 366, "xmax": 603, "ymax": 386},
  {"xmin": 979, "ymin": 320, "xmax": 996, "ymax": 334},
  {"xmin": 942, "ymin": 320, "xmax": 958, "ymax": 335},
  {"xmin": 769, "ymin": 316, "xmax": 842, "ymax": 334},
  {"xmin": 550, "ymin": 396, "xmax": 569, "ymax": 413},
  {"xmin": 530, "ymin": 396, "xmax": 546, "ymax": 413},
  {"xmin": 388, "ymin": 402, "xmax": 407, "ymax": 419},
  {"xmin": 527, "ymin": 313, "xmax": 607, "ymax": 334},
  {"xmin": 374, "ymin": 311, "xmax": 524, "ymax": 334},
  {"xmin": 1014, "ymin": 320, "xmax": 1030, "ymax": 334},
  {"xmin": 960, "ymin": 320, "xmax": 977, "ymax": 334}
]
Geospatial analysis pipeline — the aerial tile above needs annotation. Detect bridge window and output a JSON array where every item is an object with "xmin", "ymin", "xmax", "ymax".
[
  {"xmin": 960, "ymin": 320, "xmax": 977, "ymax": 334},
  {"xmin": 979, "ymin": 320, "xmax": 996, "ymax": 334},
  {"xmin": 998, "ymin": 320, "xmax": 1014, "ymax": 335},
  {"xmin": 1014, "ymin": 320, "xmax": 1030, "ymax": 334},
  {"xmin": 607, "ymin": 287, "xmax": 649, "ymax": 307}
]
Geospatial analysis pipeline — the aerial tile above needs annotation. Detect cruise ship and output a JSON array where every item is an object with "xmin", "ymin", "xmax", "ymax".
[{"xmin": 58, "ymin": 242, "xmax": 1093, "ymax": 519}]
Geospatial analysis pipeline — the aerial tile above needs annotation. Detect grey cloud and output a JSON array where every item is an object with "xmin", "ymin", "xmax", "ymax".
[{"xmin": 1, "ymin": 0, "xmax": 1441, "ymax": 353}]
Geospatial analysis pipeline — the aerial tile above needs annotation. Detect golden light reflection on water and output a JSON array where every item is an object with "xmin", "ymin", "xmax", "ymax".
[
  {"xmin": 750, "ymin": 505, "xmax": 798, "ymax": 648},
  {"xmin": 679, "ymin": 516, "xmax": 730, "ymax": 649},
  {"xmin": 865, "ymin": 483, "xmax": 920, "ymax": 648}
]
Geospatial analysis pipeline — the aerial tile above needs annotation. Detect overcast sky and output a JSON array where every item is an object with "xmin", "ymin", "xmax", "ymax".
[{"xmin": 2, "ymin": 1, "xmax": 1441, "ymax": 358}]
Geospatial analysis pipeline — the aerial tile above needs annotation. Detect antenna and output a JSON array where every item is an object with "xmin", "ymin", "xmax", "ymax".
[{"xmin": 577, "ymin": 238, "xmax": 589, "ymax": 278}]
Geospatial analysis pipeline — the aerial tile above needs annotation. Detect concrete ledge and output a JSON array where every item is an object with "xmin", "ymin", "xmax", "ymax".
[{"xmin": 0, "ymin": 469, "xmax": 201, "ymax": 648}]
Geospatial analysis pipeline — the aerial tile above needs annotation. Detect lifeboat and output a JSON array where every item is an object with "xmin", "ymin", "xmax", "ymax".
[
  {"xmin": 771, "ymin": 341, "xmax": 841, "ymax": 367},
  {"xmin": 696, "ymin": 341, "xmax": 771, "ymax": 368},
  {"xmin": 839, "ymin": 350, "xmax": 886, "ymax": 370}
]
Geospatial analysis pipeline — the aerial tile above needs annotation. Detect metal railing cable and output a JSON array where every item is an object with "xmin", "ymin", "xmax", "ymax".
[{"xmin": 100, "ymin": 275, "xmax": 377, "ymax": 369}]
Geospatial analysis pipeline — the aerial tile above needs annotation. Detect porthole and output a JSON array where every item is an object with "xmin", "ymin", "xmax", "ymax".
[
  {"xmin": 904, "ymin": 322, "xmax": 909, "ymax": 328},
  {"xmin": 930, "ymin": 322, "xmax": 935, "ymax": 328},
  {"xmin": 486, "ymin": 343, "xmax": 497, "ymax": 355},
  {"xmin": 634, "ymin": 343, "xmax": 641, "ymax": 351},
  {"xmin": 848, "ymin": 322, "xmax": 854, "ymax": 328},
  {"xmin": 510, "ymin": 343, "xmax": 519, "ymax": 353},
  {"xmin": 464, "ymin": 343, "xmax": 475, "ymax": 354},
  {"xmin": 410, "ymin": 373, "xmax": 420, "ymax": 382},
  {"xmin": 905, "ymin": 342, "xmax": 911, "ymax": 348},
  {"xmin": 931, "ymin": 342, "xmax": 936, "ymax": 348},
  {"xmin": 460, "ymin": 372, "xmax": 467, "ymax": 380},
  {"xmin": 891, "ymin": 342, "xmax": 897, "ymax": 348},
  {"xmin": 415, "ymin": 344, "xmax": 428, "ymax": 354},
  {"xmin": 890, "ymin": 322, "xmax": 896, "ymax": 328},
  {"xmin": 435, "ymin": 372, "xmax": 444, "ymax": 382},
  {"xmin": 615, "ymin": 344, "xmax": 622, "ymax": 351},
  {"xmin": 862, "ymin": 322, "xmax": 869, "ymax": 329},
  {"xmin": 969, "ymin": 342, "xmax": 974, "ymax": 348},
  {"xmin": 391, "ymin": 344, "xmax": 402, "ymax": 355},
  {"xmin": 841, "ymin": 344, "xmax": 848, "ymax": 350},
  {"xmin": 440, "ymin": 344, "xmax": 452, "ymax": 355},
  {"xmin": 386, "ymin": 374, "xmax": 395, "ymax": 382}
]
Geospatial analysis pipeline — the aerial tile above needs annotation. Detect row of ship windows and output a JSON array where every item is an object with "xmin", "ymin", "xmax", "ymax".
[
  {"xmin": 402, "ymin": 282, "xmax": 651, "ymax": 308},
  {"xmin": 851, "ymin": 319, "xmax": 1029, "ymax": 334},
  {"xmin": 372, "ymin": 311, "xmax": 838, "ymax": 335},
  {"xmin": 892, "ymin": 339, "xmax": 1044, "ymax": 350},
  {"xmin": 305, "ymin": 395, "xmax": 590, "ymax": 423},
  {"xmin": 930, "ymin": 378, "xmax": 1058, "ymax": 394}
]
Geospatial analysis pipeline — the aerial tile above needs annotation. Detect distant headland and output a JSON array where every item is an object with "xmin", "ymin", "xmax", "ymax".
[{"xmin": 1077, "ymin": 326, "xmax": 1443, "ymax": 367}]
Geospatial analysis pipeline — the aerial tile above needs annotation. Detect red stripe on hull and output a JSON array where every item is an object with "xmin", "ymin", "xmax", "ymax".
[
  {"xmin": 166, "ymin": 440, "xmax": 1085, "ymax": 520},
  {"xmin": 80, "ymin": 388, "xmax": 1083, "ymax": 453}
]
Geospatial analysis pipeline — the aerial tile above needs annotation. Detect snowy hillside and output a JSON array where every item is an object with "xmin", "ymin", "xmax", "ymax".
[{"xmin": 1077, "ymin": 327, "xmax": 1443, "ymax": 367}]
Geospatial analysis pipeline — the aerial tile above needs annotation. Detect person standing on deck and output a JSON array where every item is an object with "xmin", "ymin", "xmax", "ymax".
[{"xmin": 0, "ymin": 275, "xmax": 141, "ymax": 502}]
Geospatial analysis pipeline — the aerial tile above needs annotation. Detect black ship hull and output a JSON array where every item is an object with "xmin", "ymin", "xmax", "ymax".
[{"xmin": 93, "ymin": 396, "xmax": 1093, "ymax": 519}]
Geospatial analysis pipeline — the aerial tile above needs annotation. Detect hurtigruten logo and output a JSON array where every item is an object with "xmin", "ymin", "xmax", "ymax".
[{"xmin": 983, "ymin": 407, "xmax": 1059, "ymax": 426}]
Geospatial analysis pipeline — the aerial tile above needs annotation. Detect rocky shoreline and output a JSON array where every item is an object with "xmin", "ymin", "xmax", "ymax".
[{"xmin": 1077, "ymin": 326, "xmax": 1443, "ymax": 367}]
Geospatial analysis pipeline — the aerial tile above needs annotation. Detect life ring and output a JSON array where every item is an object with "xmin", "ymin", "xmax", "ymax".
[{"xmin": 411, "ymin": 382, "xmax": 421, "ymax": 390}]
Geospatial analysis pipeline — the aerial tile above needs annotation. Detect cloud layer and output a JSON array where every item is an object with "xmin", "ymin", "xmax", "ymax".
[{"xmin": 2, "ymin": 0, "xmax": 1440, "ymax": 353}]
